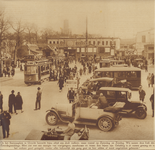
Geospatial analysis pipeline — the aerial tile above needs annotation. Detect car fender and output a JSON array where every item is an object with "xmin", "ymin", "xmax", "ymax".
[
  {"xmin": 46, "ymin": 108, "xmax": 69, "ymax": 124},
  {"xmin": 97, "ymin": 114, "xmax": 115, "ymax": 124},
  {"xmin": 137, "ymin": 104, "xmax": 147, "ymax": 111}
]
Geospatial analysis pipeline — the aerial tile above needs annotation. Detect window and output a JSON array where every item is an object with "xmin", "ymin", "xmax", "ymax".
[
  {"xmin": 49, "ymin": 41, "xmax": 51, "ymax": 44},
  {"xmin": 81, "ymin": 48, "xmax": 85, "ymax": 52},
  {"xmin": 88, "ymin": 48, "xmax": 92, "ymax": 52},
  {"xmin": 99, "ymin": 47, "xmax": 104, "ymax": 53},
  {"xmin": 110, "ymin": 41, "xmax": 112, "ymax": 45},
  {"xmin": 107, "ymin": 91, "xmax": 115, "ymax": 97},
  {"xmin": 89, "ymin": 41, "xmax": 91, "ymax": 44},
  {"xmin": 102, "ymin": 41, "xmax": 104, "ymax": 45},
  {"xmin": 142, "ymin": 35, "xmax": 146, "ymax": 43},
  {"xmin": 106, "ymin": 41, "xmax": 108, "ymax": 45},
  {"xmin": 93, "ymin": 41, "xmax": 95, "ymax": 45},
  {"xmin": 57, "ymin": 41, "xmax": 59, "ymax": 44},
  {"xmin": 98, "ymin": 41, "xmax": 100, "ymax": 45},
  {"xmin": 77, "ymin": 48, "xmax": 80, "ymax": 52},
  {"xmin": 53, "ymin": 41, "xmax": 55, "ymax": 44}
]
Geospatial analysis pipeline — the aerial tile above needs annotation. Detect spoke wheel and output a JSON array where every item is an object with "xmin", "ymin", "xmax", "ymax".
[
  {"xmin": 135, "ymin": 108, "xmax": 147, "ymax": 119},
  {"xmin": 98, "ymin": 117, "xmax": 113, "ymax": 131},
  {"xmin": 46, "ymin": 112, "xmax": 58, "ymax": 125}
]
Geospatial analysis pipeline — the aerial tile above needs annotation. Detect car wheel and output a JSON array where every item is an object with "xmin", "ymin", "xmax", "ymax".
[
  {"xmin": 98, "ymin": 117, "xmax": 113, "ymax": 131},
  {"xmin": 135, "ymin": 108, "xmax": 147, "ymax": 119},
  {"xmin": 46, "ymin": 112, "xmax": 58, "ymax": 125}
]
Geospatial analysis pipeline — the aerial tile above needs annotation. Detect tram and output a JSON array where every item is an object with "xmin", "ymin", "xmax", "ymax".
[{"xmin": 24, "ymin": 59, "xmax": 52, "ymax": 85}]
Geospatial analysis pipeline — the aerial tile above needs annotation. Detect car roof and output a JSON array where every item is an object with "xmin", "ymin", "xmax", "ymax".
[
  {"xmin": 95, "ymin": 66, "xmax": 141, "ymax": 72},
  {"xmin": 99, "ymin": 87, "xmax": 131, "ymax": 92},
  {"xmin": 90, "ymin": 77, "xmax": 113, "ymax": 82}
]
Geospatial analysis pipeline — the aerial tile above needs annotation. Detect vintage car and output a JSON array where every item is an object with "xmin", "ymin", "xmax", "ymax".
[
  {"xmin": 81, "ymin": 77, "xmax": 132, "ymax": 92},
  {"xmin": 45, "ymin": 98, "xmax": 122, "ymax": 132},
  {"xmin": 92, "ymin": 87, "xmax": 147, "ymax": 119},
  {"xmin": 133, "ymin": 59, "xmax": 144, "ymax": 69}
]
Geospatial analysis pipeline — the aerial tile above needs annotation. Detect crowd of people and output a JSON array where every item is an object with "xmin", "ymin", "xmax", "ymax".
[{"xmin": 0, "ymin": 54, "xmax": 154, "ymax": 139}]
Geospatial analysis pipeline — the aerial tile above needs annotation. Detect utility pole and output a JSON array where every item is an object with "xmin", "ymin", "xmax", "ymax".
[{"xmin": 86, "ymin": 17, "xmax": 88, "ymax": 57}]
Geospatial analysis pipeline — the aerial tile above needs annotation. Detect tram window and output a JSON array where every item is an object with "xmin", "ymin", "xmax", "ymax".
[
  {"xmin": 114, "ymin": 72, "xmax": 119, "ymax": 78},
  {"xmin": 137, "ymin": 71, "xmax": 140, "ymax": 78},
  {"xmin": 126, "ymin": 71, "xmax": 131, "ymax": 77},
  {"xmin": 131, "ymin": 71, "xmax": 137, "ymax": 78}
]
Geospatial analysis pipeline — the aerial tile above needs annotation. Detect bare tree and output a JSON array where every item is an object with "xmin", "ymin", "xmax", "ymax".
[
  {"xmin": 10, "ymin": 20, "xmax": 25, "ymax": 63},
  {"xmin": 25, "ymin": 23, "xmax": 34, "ymax": 44},
  {"xmin": 0, "ymin": 9, "xmax": 10, "ymax": 47},
  {"xmin": 32, "ymin": 23, "xmax": 40, "ymax": 44}
]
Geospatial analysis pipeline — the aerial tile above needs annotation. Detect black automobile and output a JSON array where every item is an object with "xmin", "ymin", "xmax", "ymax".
[
  {"xmin": 81, "ymin": 77, "xmax": 132, "ymax": 92},
  {"xmin": 91, "ymin": 87, "xmax": 147, "ymax": 119}
]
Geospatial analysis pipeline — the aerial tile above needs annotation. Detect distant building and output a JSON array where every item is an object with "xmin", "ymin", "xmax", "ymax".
[
  {"xmin": 48, "ymin": 37, "xmax": 120, "ymax": 59},
  {"xmin": 61, "ymin": 20, "xmax": 71, "ymax": 35},
  {"xmin": 136, "ymin": 28, "xmax": 154, "ymax": 55}
]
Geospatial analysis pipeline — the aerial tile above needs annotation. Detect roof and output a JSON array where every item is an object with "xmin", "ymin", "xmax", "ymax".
[
  {"xmin": 95, "ymin": 66, "xmax": 141, "ymax": 72},
  {"xmin": 99, "ymin": 87, "xmax": 131, "ymax": 92},
  {"xmin": 100, "ymin": 59, "xmax": 110, "ymax": 63},
  {"xmin": 90, "ymin": 77, "xmax": 114, "ymax": 82},
  {"xmin": 27, "ymin": 44, "xmax": 42, "ymax": 55}
]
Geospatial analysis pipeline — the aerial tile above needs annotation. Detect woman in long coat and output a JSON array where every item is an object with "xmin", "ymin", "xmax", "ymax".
[{"xmin": 15, "ymin": 92, "xmax": 23, "ymax": 114}]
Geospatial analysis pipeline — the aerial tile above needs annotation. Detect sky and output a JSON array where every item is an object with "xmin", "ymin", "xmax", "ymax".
[{"xmin": 1, "ymin": 0, "xmax": 154, "ymax": 38}]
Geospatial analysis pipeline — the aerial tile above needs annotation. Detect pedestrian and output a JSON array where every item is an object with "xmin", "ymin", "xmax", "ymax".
[
  {"xmin": 15, "ymin": 92, "xmax": 23, "ymax": 114},
  {"xmin": 63, "ymin": 118, "xmax": 75, "ymax": 140},
  {"xmin": 8, "ymin": 90, "xmax": 16, "ymax": 114},
  {"xmin": 0, "ymin": 91, "xmax": 3, "ymax": 112},
  {"xmin": 147, "ymin": 73, "xmax": 151, "ymax": 87},
  {"xmin": 58, "ymin": 75, "xmax": 64, "ymax": 92},
  {"xmin": 11, "ymin": 67, "xmax": 15, "ymax": 77},
  {"xmin": 34, "ymin": 87, "xmax": 42, "ymax": 110},
  {"xmin": 79, "ymin": 68, "xmax": 83, "ymax": 76},
  {"xmin": 3, "ymin": 66, "xmax": 7, "ymax": 77},
  {"xmin": 67, "ymin": 87, "xmax": 75, "ymax": 103},
  {"xmin": 138, "ymin": 86, "xmax": 146, "ymax": 102},
  {"xmin": 94, "ymin": 93, "xmax": 108, "ymax": 109},
  {"xmin": 150, "ymin": 93, "xmax": 154, "ymax": 117},
  {"xmin": 151, "ymin": 73, "xmax": 154, "ymax": 87},
  {"xmin": 0, "ymin": 111, "xmax": 11, "ymax": 138},
  {"xmin": 7, "ymin": 67, "xmax": 10, "ymax": 77}
]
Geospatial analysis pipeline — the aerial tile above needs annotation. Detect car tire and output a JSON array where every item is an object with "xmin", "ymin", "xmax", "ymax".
[
  {"xmin": 46, "ymin": 112, "xmax": 58, "ymax": 125},
  {"xmin": 97, "ymin": 117, "xmax": 113, "ymax": 131},
  {"xmin": 135, "ymin": 108, "xmax": 147, "ymax": 119}
]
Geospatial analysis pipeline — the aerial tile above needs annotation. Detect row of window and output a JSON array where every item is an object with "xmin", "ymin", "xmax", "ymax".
[
  {"xmin": 49, "ymin": 40, "xmax": 116, "ymax": 46},
  {"xmin": 95, "ymin": 71, "xmax": 140, "ymax": 78}
]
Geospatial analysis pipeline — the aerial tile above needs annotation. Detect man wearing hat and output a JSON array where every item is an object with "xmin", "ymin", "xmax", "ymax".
[
  {"xmin": 34, "ymin": 87, "xmax": 42, "ymax": 110},
  {"xmin": 0, "ymin": 111, "xmax": 11, "ymax": 138},
  {"xmin": 67, "ymin": 87, "xmax": 75, "ymax": 103},
  {"xmin": 8, "ymin": 90, "xmax": 16, "ymax": 114},
  {"xmin": 0, "ymin": 91, "xmax": 3, "ymax": 112},
  {"xmin": 138, "ymin": 86, "xmax": 146, "ymax": 102}
]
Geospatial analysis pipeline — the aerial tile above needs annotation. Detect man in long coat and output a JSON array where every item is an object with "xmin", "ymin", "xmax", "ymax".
[
  {"xmin": 0, "ymin": 111, "xmax": 11, "ymax": 138},
  {"xmin": 15, "ymin": 92, "xmax": 23, "ymax": 114},
  {"xmin": 58, "ymin": 76, "xmax": 64, "ymax": 92},
  {"xmin": 34, "ymin": 87, "xmax": 42, "ymax": 110},
  {"xmin": 0, "ymin": 91, "xmax": 3, "ymax": 112},
  {"xmin": 8, "ymin": 90, "xmax": 16, "ymax": 114}
]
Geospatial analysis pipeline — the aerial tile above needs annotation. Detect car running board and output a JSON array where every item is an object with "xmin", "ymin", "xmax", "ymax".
[{"xmin": 74, "ymin": 120, "xmax": 96, "ymax": 126}]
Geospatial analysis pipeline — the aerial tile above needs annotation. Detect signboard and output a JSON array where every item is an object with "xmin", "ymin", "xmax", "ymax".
[{"xmin": 66, "ymin": 80, "xmax": 77, "ymax": 88}]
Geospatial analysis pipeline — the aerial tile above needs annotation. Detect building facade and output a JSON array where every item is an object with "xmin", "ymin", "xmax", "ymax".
[
  {"xmin": 136, "ymin": 29, "xmax": 154, "ymax": 55},
  {"xmin": 48, "ymin": 37, "xmax": 120, "ymax": 59}
]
